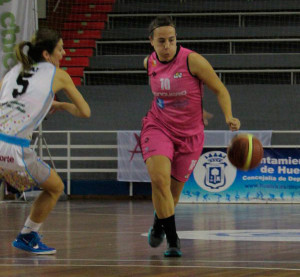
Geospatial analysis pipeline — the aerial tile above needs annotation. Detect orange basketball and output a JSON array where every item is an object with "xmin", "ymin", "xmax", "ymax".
[{"xmin": 227, "ymin": 133, "xmax": 264, "ymax": 170}]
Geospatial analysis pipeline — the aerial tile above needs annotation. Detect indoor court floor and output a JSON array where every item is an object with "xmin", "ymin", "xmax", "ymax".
[{"xmin": 1, "ymin": 199, "xmax": 300, "ymax": 276}]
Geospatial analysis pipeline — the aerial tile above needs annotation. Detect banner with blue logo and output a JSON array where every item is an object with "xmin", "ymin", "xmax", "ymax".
[{"xmin": 180, "ymin": 148, "xmax": 300, "ymax": 203}]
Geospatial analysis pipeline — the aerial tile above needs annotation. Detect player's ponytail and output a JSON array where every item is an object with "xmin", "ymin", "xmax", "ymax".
[
  {"xmin": 15, "ymin": 41, "xmax": 34, "ymax": 72},
  {"xmin": 14, "ymin": 28, "xmax": 61, "ymax": 73}
]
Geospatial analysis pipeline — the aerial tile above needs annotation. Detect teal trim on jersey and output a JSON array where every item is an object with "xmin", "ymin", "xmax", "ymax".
[
  {"xmin": 50, "ymin": 65, "xmax": 56, "ymax": 97},
  {"xmin": 0, "ymin": 133, "xmax": 30, "ymax": 147},
  {"xmin": 22, "ymin": 147, "xmax": 38, "ymax": 185},
  {"xmin": 21, "ymin": 148, "xmax": 50, "ymax": 186},
  {"xmin": 37, "ymin": 158, "xmax": 51, "ymax": 184}
]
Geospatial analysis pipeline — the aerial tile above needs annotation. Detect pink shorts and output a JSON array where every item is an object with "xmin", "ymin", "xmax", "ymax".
[{"xmin": 140, "ymin": 118, "xmax": 204, "ymax": 183}]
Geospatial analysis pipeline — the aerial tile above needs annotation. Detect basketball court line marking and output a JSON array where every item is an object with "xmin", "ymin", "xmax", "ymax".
[
  {"xmin": 0, "ymin": 202, "xmax": 116, "ymax": 210},
  {"xmin": 3, "ymin": 229, "xmax": 300, "ymax": 239},
  {"xmin": 0, "ymin": 263, "xmax": 299, "ymax": 271},
  {"xmin": 0, "ymin": 229, "xmax": 143, "ymax": 234},
  {"xmin": 1, "ymin": 257, "xmax": 300, "ymax": 264},
  {"xmin": 50, "ymin": 211, "xmax": 150, "ymax": 216}
]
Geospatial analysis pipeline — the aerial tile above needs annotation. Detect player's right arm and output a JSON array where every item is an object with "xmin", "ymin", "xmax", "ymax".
[
  {"xmin": 0, "ymin": 79, "xmax": 3, "ymax": 90},
  {"xmin": 52, "ymin": 68, "xmax": 91, "ymax": 118}
]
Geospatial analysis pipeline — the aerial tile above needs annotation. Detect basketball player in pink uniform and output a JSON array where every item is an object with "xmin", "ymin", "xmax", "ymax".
[
  {"xmin": 141, "ymin": 16, "xmax": 240, "ymax": 257},
  {"xmin": 0, "ymin": 29, "xmax": 90, "ymax": 254}
]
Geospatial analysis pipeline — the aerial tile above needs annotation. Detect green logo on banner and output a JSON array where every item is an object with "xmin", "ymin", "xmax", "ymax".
[
  {"xmin": 1, "ymin": 11, "xmax": 20, "ymax": 70},
  {"xmin": 0, "ymin": 0, "xmax": 11, "ymax": 6}
]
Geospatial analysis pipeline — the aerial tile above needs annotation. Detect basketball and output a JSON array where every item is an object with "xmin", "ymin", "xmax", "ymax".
[{"xmin": 227, "ymin": 133, "xmax": 264, "ymax": 170}]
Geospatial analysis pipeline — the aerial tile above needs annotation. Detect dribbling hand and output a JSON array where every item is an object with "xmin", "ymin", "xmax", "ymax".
[{"xmin": 226, "ymin": 117, "xmax": 241, "ymax": 131}]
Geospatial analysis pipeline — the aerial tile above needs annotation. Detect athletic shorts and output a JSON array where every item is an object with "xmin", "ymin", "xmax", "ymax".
[
  {"xmin": 0, "ymin": 133, "xmax": 50, "ymax": 192},
  {"xmin": 140, "ymin": 117, "xmax": 204, "ymax": 183}
]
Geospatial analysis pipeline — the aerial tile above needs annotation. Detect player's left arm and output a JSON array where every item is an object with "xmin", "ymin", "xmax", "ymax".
[
  {"xmin": 52, "ymin": 68, "xmax": 91, "ymax": 118},
  {"xmin": 188, "ymin": 52, "xmax": 240, "ymax": 131},
  {"xmin": 0, "ymin": 79, "xmax": 3, "ymax": 90}
]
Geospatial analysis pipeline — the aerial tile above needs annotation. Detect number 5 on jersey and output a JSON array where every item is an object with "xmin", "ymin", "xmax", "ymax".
[{"xmin": 12, "ymin": 72, "xmax": 33, "ymax": 98}]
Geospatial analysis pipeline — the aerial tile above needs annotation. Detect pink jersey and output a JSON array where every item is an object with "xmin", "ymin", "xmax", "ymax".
[{"xmin": 147, "ymin": 46, "xmax": 204, "ymax": 137}]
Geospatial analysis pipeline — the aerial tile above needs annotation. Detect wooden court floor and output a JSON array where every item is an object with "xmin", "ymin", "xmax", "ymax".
[{"xmin": 1, "ymin": 199, "xmax": 300, "ymax": 276}]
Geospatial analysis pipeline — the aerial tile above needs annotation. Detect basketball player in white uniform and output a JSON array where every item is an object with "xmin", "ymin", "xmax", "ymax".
[{"xmin": 0, "ymin": 28, "xmax": 90, "ymax": 254}]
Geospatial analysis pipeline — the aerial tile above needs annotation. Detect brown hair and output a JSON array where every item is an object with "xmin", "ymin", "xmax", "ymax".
[
  {"xmin": 148, "ymin": 16, "xmax": 176, "ymax": 38},
  {"xmin": 15, "ymin": 28, "xmax": 61, "ymax": 72}
]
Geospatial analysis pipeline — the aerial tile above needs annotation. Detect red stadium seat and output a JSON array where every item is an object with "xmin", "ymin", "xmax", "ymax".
[
  {"xmin": 64, "ymin": 49, "xmax": 93, "ymax": 57},
  {"xmin": 62, "ymin": 30, "xmax": 102, "ymax": 39},
  {"xmin": 71, "ymin": 5, "xmax": 113, "ymax": 13},
  {"xmin": 61, "ymin": 57, "xmax": 89, "ymax": 67},
  {"xmin": 63, "ymin": 40, "xmax": 96, "ymax": 48},
  {"xmin": 67, "ymin": 13, "xmax": 107, "ymax": 22},
  {"xmin": 62, "ymin": 67, "xmax": 85, "ymax": 76},
  {"xmin": 60, "ymin": 0, "xmax": 115, "ymax": 86},
  {"xmin": 63, "ymin": 22, "xmax": 105, "ymax": 30}
]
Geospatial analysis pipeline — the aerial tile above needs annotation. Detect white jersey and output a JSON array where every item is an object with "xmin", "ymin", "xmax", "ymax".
[{"xmin": 0, "ymin": 62, "xmax": 55, "ymax": 139}]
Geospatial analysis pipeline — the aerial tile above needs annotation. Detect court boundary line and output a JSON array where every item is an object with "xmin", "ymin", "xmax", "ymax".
[
  {"xmin": 1, "ymin": 257, "xmax": 300, "ymax": 264},
  {"xmin": 0, "ymin": 263, "xmax": 300, "ymax": 271}
]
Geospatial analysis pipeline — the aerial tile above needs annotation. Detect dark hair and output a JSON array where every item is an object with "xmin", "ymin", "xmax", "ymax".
[
  {"xmin": 15, "ymin": 28, "xmax": 61, "ymax": 72},
  {"xmin": 148, "ymin": 16, "xmax": 176, "ymax": 38}
]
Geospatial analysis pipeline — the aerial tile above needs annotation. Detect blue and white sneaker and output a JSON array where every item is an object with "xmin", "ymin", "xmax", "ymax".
[
  {"xmin": 164, "ymin": 236, "xmax": 182, "ymax": 257},
  {"xmin": 12, "ymin": 232, "xmax": 56, "ymax": 255}
]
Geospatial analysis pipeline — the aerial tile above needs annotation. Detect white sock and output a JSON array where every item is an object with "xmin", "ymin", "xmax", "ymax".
[{"xmin": 21, "ymin": 217, "xmax": 42, "ymax": 234}]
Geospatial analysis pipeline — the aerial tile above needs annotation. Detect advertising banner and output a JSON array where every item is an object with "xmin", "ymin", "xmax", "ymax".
[
  {"xmin": 181, "ymin": 148, "xmax": 300, "ymax": 203},
  {"xmin": 117, "ymin": 131, "xmax": 149, "ymax": 182},
  {"xmin": 118, "ymin": 131, "xmax": 299, "ymax": 203},
  {"xmin": 117, "ymin": 130, "xmax": 272, "ymax": 183},
  {"xmin": 0, "ymin": 0, "xmax": 35, "ymax": 78}
]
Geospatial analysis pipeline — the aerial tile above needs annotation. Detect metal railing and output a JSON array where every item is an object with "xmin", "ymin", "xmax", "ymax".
[
  {"xmin": 107, "ymin": 11, "xmax": 300, "ymax": 29},
  {"xmin": 83, "ymin": 69, "xmax": 300, "ymax": 85},
  {"xmin": 96, "ymin": 38, "xmax": 300, "ymax": 55}
]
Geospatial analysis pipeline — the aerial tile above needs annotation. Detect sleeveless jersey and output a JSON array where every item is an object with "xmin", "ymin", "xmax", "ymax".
[
  {"xmin": 0, "ymin": 62, "xmax": 55, "ymax": 139},
  {"xmin": 147, "ymin": 46, "xmax": 204, "ymax": 137}
]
